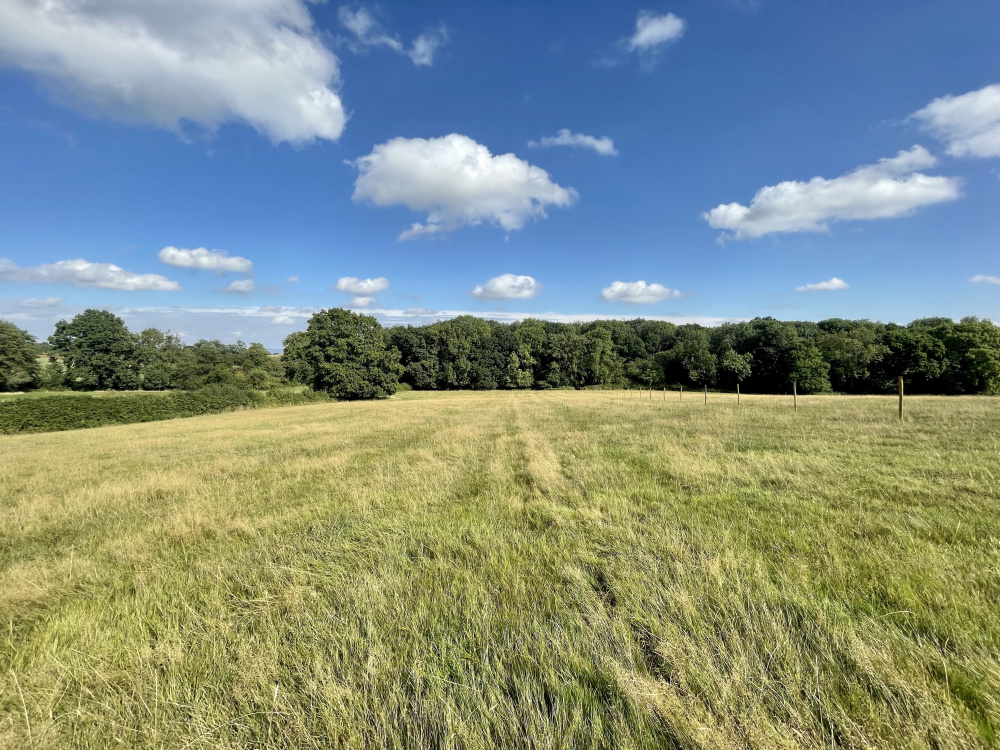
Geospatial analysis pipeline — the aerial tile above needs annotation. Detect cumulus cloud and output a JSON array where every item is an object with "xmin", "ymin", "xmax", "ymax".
[
  {"xmin": 796, "ymin": 277, "xmax": 849, "ymax": 292},
  {"xmin": 0, "ymin": 0, "xmax": 345, "ymax": 145},
  {"xmin": 271, "ymin": 314, "xmax": 296, "ymax": 325},
  {"xmin": 339, "ymin": 6, "xmax": 448, "ymax": 67},
  {"xmin": 158, "ymin": 246, "xmax": 253, "ymax": 274},
  {"xmin": 350, "ymin": 296, "xmax": 378, "ymax": 308},
  {"xmin": 912, "ymin": 84, "xmax": 1000, "ymax": 159},
  {"xmin": 601, "ymin": 280, "xmax": 681, "ymax": 304},
  {"xmin": 702, "ymin": 146, "xmax": 962, "ymax": 241},
  {"xmin": 220, "ymin": 279, "xmax": 255, "ymax": 294},
  {"xmin": 351, "ymin": 134, "xmax": 578, "ymax": 239},
  {"xmin": 969, "ymin": 274, "xmax": 1000, "ymax": 285},
  {"xmin": 0, "ymin": 257, "xmax": 181, "ymax": 291},
  {"xmin": 529, "ymin": 129, "xmax": 618, "ymax": 156},
  {"xmin": 336, "ymin": 276, "xmax": 390, "ymax": 295},
  {"xmin": 627, "ymin": 11, "xmax": 685, "ymax": 52},
  {"xmin": 470, "ymin": 274, "xmax": 540, "ymax": 300}
]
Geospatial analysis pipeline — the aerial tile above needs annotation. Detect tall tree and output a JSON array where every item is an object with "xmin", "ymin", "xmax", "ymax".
[
  {"xmin": 0, "ymin": 319, "xmax": 40, "ymax": 391},
  {"xmin": 49, "ymin": 309, "xmax": 139, "ymax": 390},
  {"xmin": 297, "ymin": 308, "xmax": 402, "ymax": 399}
]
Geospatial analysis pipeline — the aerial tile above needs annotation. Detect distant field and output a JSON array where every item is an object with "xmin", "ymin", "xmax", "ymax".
[{"xmin": 1, "ymin": 391, "xmax": 998, "ymax": 748}]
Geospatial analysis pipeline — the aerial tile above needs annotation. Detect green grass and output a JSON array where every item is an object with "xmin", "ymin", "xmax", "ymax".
[{"xmin": 1, "ymin": 390, "xmax": 998, "ymax": 748}]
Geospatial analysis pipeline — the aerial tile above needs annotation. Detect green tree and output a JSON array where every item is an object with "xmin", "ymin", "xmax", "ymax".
[
  {"xmin": 0, "ymin": 319, "xmax": 40, "ymax": 391},
  {"xmin": 790, "ymin": 343, "xmax": 831, "ymax": 393},
  {"xmin": 49, "ymin": 309, "xmax": 139, "ymax": 390},
  {"xmin": 297, "ymin": 308, "xmax": 402, "ymax": 399},
  {"xmin": 719, "ymin": 349, "xmax": 752, "ymax": 388}
]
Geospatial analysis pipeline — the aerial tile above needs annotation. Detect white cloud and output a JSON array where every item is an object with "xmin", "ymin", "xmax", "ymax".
[
  {"xmin": 21, "ymin": 297, "xmax": 63, "ymax": 308},
  {"xmin": 338, "ymin": 6, "xmax": 448, "ymax": 67},
  {"xmin": 351, "ymin": 134, "xmax": 578, "ymax": 239},
  {"xmin": 271, "ymin": 314, "xmax": 296, "ymax": 325},
  {"xmin": 350, "ymin": 296, "xmax": 378, "ymax": 308},
  {"xmin": 470, "ymin": 274, "xmax": 540, "ymax": 300},
  {"xmin": 969, "ymin": 274, "xmax": 1000, "ymax": 285},
  {"xmin": 796, "ymin": 277, "xmax": 849, "ymax": 292},
  {"xmin": 336, "ymin": 276, "xmax": 390, "ymax": 295},
  {"xmin": 0, "ymin": 0, "xmax": 345, "ymax": 145},
  {"xmin": 912, "ymin": 84, "xmax": 1000, "ymax": 159},
  {"xmin": 158, "ymin": 246, "xmax": 253, "ymax": 274},
  {"xmin": 0, "ymin": 257, "xmax": 181, "ymax": 291},
  {"xmin": 702, "ymin": 146, "xmax": 962, "ymax": 240},
  {"xmin": 285, "ymin": 276, "xmax": 300, "ymax": 283},
  {"xmin": 601, "ymin": 280, "xmax": 681, "ymax": 304},
  {"xmin": 220, "ymin": 279, "xmax": 255, "ymax": 294},
  {"xmin": 627, "ymin": 11, "xmax": 685, "ymax": 52},
  {"xmin": 528, "ymin": 129, "xmax": 618, "ymax": 156},
  {"xmin": 408, "ymin": 27, "xmax": 449, "ymax": 67}
]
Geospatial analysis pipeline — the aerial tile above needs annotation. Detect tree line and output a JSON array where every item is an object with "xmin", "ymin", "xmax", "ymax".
[
  {"xmin": 284, "ymin": 313, "xmax": 1000, "ymax": 396},
  {"xmin": 1, "ymin": 309, "xmax": 282, "ymax": 392},
  {"xmin": 3, "ymin": 308, "xmax": 999, "ymax": 397}
]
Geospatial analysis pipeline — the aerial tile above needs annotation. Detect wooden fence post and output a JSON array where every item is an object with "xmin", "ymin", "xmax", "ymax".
[
  {"xmin": 663, "ymin": 386, "xmax": 665, "ymax": 401},
  {"xmin": 704, "ymin": 385, "xmax": 707, "ymax": 405},
  {"xmin": 680, "ymin": 385, "xmax": 683, "ymax": 401},
  {"xmin": 737, "ymin": 382, "xmax": 740, "ymax": 406},
  {"xmin": 793, "ymin": 381, "xmax": 797, "ymax": 411},
  {"xmin": 898, "ymin": 376, "xmax": 904, "ymax": 420}
]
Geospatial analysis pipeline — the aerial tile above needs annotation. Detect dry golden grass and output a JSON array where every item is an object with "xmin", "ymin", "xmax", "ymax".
[{"xmin": 1, "ymin": 390, "xmax": 998, "ymax": 748}]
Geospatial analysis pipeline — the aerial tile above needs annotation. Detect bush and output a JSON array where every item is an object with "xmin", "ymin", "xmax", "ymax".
[{"xmin": 0, "ymin": 386, "xmax": 329, "ymax": 435}]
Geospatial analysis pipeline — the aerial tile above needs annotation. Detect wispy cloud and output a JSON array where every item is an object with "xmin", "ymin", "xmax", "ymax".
[
  {"xmin": 969, "ymin": 274, "xmax": 1000, "ymax": 285},
  {"xmin": 529, "ymin": 129, "xmax": 618, "ymax": 156},
  {"xmin": 796, "ymin": 277, "xmax": 849, "ymax": 292},
  {"xmin": 338, "ymin": 6, "xmax": 448, "ymax": 66}
]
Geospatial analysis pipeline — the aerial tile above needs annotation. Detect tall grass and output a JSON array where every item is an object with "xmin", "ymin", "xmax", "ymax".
[{"xmin": 1, "ymin": 391, "xmax": 998, "ymax": 748}]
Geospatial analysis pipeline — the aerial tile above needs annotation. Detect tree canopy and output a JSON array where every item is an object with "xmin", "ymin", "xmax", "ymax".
[{"xmin": 0, "ymin": 319, "xmax": 40, "ymax": 391}]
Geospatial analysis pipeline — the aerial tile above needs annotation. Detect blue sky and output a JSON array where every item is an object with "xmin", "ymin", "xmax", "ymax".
[{"xmin": 1, "ymin": 0, "xmax": 999, "ymax": 349}]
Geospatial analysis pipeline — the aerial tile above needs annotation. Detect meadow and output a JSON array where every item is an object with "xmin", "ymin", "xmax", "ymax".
[{"xmin": 1, "ymin": 390, "xmax": 998, "ymax": 749}]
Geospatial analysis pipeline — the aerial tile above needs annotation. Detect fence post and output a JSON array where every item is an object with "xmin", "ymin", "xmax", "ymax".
[
  {"xmin": 680, "ymin": 385, "xmax": 683, "ymax": 402},
  {"xmin": 898, "ymin": 376, "xmax": 904, "ymax": 420},
  {"xmin": 704, "ymin": 385, "xmax": 707, "ymax": 405},
  {"xmin": 737, "ymin": 382, "xmax": 740, "ymax": 406},
  {"xmin": 663, "ymin": 386, "xmax": 665, "ymax": 401},
  {"xmin": 793, "ymin": 381, "xmax": 797, "ymax": 411}
]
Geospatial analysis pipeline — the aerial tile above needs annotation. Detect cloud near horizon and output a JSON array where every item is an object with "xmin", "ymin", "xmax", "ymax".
[
  {"xmin": 969, "ymin": 274, "xmax": 1000, "ymax": 285},
  {"xmin": 0, "ymin": 257, "xmax": 181, "ymax": 291},
  {"xmin": 703, "ymin": 146, "xmax": 961, "ymax": 240},
  {"xmin": 601, "ymin": 280, "xmax": 681, "ymax": 304},
  {"xmin": 470, "ymin": 274, "xmax": 540, "ymax": 300},
  {"xmin": 158, "ymin": 247, "xmax": 253, "ymax": 274},
  {"xmin": 912, "ymin": 83, "xmax": 1000, "ymax": 159},
  {"xmin": 220, "ymin": 279, "xmax": 255, "ymax": 294},
  {"xmin": 797, "ymin": 277, "xmax": 849, "ymax": 292},
  {"xmin": 351, "ymin": 134, "xmax": 578, "ymax": 239},
  {"xmin": 0, "ymin": 0, "xmax": 345, "ymax": 145},
  {"xmin": 529, "ymin": 130, "xmax": 618, "ymax": 156}
]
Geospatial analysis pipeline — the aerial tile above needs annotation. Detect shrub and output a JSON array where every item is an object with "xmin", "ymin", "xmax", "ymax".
[{"xmin": 0, "ymin": 386, "xmax": 328, "ymax": 435}]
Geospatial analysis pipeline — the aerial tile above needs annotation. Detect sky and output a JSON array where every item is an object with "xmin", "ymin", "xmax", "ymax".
[{"xmin": 1, "ymin": 0, "xmax": 999, "ymax": 350}]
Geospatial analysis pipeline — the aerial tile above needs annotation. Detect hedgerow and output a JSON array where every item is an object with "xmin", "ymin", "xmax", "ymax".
[{"xmin": 0, "ymin": 386, "xmax": 328, "ymax": 435}]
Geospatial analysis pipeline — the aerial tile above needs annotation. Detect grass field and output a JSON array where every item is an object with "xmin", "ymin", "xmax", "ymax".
[{"xmin": 1, "ymin": 390, "xmax": 998, "ymax": 748}]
